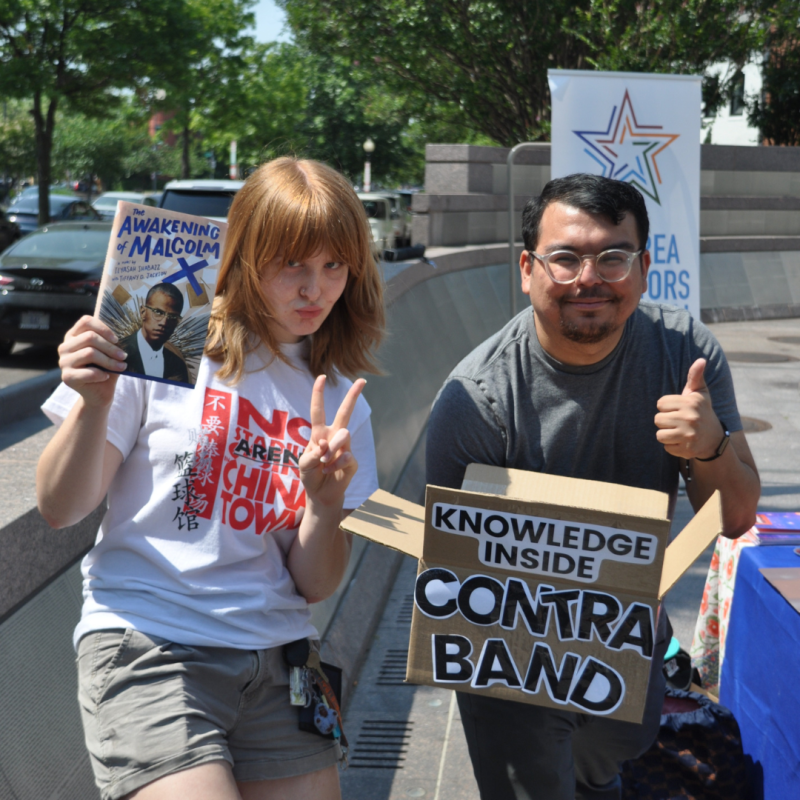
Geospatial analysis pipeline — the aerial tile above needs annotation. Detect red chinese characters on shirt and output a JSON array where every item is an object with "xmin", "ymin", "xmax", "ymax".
[{"xmin": 175, "ymin": 388, "xmax": 310, "ymax": 535}]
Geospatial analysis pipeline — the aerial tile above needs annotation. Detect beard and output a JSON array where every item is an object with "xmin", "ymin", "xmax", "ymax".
[{"xmin": 557, "ymin": 289, "xmax": 622, "ymax": 344}]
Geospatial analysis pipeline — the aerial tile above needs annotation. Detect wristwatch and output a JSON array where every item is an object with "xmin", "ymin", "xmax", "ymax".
[{"xmin": 695, "ymin": 426, "xmax": 731, "ymax": 462}]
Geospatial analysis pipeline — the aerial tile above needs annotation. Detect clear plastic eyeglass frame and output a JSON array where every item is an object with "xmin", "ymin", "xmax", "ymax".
[{"xmin": 530, "ymin": 249, "xmax": 643, "ymax": 284}]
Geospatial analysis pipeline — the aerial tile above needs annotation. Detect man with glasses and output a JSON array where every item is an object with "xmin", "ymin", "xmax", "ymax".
[
  {"xmin": 119, "ymin": 283, "xmax": 189, "ymax": 384},
  {"xmin": 426, "ymin": 174, "xmax": 759, "ymax": 800}
]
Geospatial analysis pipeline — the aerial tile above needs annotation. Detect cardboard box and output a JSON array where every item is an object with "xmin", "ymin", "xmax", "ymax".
[{"xmin": 341, "ymin": 464, "xmax": 723, "ymax": 723}]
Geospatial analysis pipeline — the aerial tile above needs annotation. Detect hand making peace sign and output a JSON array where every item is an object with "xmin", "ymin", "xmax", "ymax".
[{"xmin": 299, "ymin": 375, "xmax": 366, "ymax": 509}]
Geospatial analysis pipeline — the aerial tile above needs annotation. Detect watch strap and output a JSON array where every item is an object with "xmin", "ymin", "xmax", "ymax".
[{"xmin": 695, "ymin": 427, "xmax": 731, "ymax": 462}]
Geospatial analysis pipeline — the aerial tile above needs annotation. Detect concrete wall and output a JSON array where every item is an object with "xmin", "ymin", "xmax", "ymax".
[{"xmin": 412, "ymin": 142, "xmax": 800, "ymax": 321}]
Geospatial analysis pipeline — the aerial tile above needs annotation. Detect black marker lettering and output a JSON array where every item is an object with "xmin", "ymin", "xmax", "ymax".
[
  {"xmin": 484, "ymin": 514, "xmax": 509, "ymax": 538},
  {"xmin": 569, "ymin": 657, "xmax": 624, "ymax": 714},
  {"xmin": 457, "ymin": 575, "xmax": 504, "ymax": 626},
  {"xmin": 459, "ymin": 509, "xmax": 482, "ymax": 534},
  {"xmin": 472, "ymin": 639, "xmax": 521, "ymax": 688},
  {"xmin": 538, "ymin": 590, "xmax": 580, "ymax": 639},
  {"xmin": 563, "ymin": 526, "xmax": 580, "ymax": 549},
  {"xmin": 577, "ymin": 591, "xmax": 622, "ymax": 643},
  {"xmin": 607, "ymin": 603, "xmax": 654, "ymax": 658},
  {"xmin": 494, "ymin": 543, "xmax": 518, "ymax": 566},
  {"xmin": 577, "ymin": 555, "xmax": 594, "ymax": 579},
  {"xmin": 634, "ymin": 536, "xmax": 653, "ymax": 560},
  {"xmin": 432, "ymin": 634, "xmax": 474, "ymax": 682},
  {"xmin": 435, "ymin": 505, "xmax": 456, "ymax": 530},
  {"xmin": 512, "ymin": 519, "xmax": 548, "ymax": 543},
  {"xmin": 500, "ymin": 579, "xmax": 549, "ymax": 635},
  {"xmin": 523, "ymin": 643, "xmax": 578, "ymax": 703},
  {"xmin": 415, "ymin": 568, "xmax": 459, "ymax": 618},
  {"xmin": 582, "ymin": 529, "xmax": 605, "ymax": 551},
  {"xmin": 607, "ymin": 533, "xmax": 633, "ymax": 556}
]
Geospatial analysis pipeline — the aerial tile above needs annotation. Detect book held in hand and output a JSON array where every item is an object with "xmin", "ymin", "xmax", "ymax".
[{"xmin": 95, "ymin": 202, "xmax": 227, "ymax": 388}]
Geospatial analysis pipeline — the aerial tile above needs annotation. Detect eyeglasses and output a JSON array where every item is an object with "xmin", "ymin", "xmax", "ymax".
[
  {"xmin": 144, "ymin": 305, "xmax": 181, "ymax": 323},
  {"xmin": 531, "ymin": 249, "xmax": 642, "ymax": 284}
]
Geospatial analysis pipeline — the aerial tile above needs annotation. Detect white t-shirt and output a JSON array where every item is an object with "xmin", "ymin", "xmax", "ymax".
[{"xmin": 42, "ymin": 341, "xmax": 379, "ymax": 650}]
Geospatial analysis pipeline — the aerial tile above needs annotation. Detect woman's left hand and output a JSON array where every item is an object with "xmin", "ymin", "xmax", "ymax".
[{"xmin": 299, "ymin": 375, "xmax": 365, "ymax": 508}]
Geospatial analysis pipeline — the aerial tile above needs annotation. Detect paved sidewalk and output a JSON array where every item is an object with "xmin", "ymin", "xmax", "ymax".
[{"xmin": 341, "ymin": 316, "xmax": 800, "ymax": 800}]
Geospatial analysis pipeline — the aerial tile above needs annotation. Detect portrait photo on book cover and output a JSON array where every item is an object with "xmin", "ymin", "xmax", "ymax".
[{"xmin": 98, "ymin": 274, "xmax": 214, "ymax": 388}]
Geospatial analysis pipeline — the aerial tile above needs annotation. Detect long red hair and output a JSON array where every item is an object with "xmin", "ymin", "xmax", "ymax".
[{"xmin": 205, "ymin": 157, "xmax": 384, "ymax": 383}]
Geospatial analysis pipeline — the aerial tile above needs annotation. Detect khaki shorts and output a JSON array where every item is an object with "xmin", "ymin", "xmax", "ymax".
[{"xmin": 77, "ymin": 629, "xmax": 340, "ymax": 800}]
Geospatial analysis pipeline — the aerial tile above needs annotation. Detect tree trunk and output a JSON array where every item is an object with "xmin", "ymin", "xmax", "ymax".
[
  {"xmin": 181, "ymin": 120, "xmax": 191, "ymax": 179},
  {"xmin": 31, "ymin": 92, "xmax": 57, "ymax": 226}
]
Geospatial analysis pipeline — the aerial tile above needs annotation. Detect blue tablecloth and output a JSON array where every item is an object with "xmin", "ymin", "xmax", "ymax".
[{"xmin": 720, "ymin": 546, "xmax": 800, "ymax": 799}]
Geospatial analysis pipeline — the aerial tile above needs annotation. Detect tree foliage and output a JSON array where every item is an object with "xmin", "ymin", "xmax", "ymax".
[
  {"xmin": 0, "ymin": 0, "xmax": 223, "ymax": 220},
  {"xmin": 749, "ymin": 16, "xmax": 800, "ymax": 145},
  {"xmin": 144, "ymin": 0, "xmax": 256, "ymax": 179},
  {"xmin": 52, "ymin": 102, "xmax": 164, "ymax": 190},
  {"xmin": 0, "ymin": 100, "xmax": 37, "ymax": 191},
  {"xmin": 197, "ymin": 42, "xmax": 308, "ymax": 175},
  {"xmin": 280, "ymin": 0, "xmax": 770, "ymax": 146}
]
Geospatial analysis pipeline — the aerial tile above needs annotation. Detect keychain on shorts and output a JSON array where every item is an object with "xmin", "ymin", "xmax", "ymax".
[
  {"xmin": 283, "ymin": 638, "xmax": 349, "ymax": 766},
  {"xmin": 284, "ymin": 639, "xmax": 312, "ymax": 707},
  {"xmin": 305, "ymin": 649, "xmax": 349, "ymax": 761}
]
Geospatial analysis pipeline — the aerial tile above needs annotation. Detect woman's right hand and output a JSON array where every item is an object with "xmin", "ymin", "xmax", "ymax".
[{"xmin": 58, "ymin": 315, "xmax": 127, "ymax": 407}]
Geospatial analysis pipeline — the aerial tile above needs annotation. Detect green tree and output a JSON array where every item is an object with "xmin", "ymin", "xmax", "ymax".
[
  {"xmin": 145, "ymin": 0, "xmax": 256, "ymax": 179},
  {"xmin": 0, "ymin": 100, "xmax": 37, "ymax": 193},
  {"xmin": 197, "ymin": 42, "xmax": 308, "ymax": 176},
  {"xmin": 52, "ymin": 103, "xmax": 160, "ymax": 191},
  {"xmin": 280, "ymin": 0, "xmax": 770, "ymax": 145},
  {"xmin": 294, "ymin": 54, "xmax": 419, "ymax": 184},
  {"xmin": 0, "ymin": 0, "xmax": 184, "ymax": 223},
  {"xmin": 749, "ymin": 18, "xmax": 800, "ymax": 145}
]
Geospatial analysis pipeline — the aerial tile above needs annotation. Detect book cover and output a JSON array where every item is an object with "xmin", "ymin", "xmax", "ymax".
[
  {"xmin": 754, "ymin": 512, "xmax": 800, "ymax": 545},
  {"xmin": 755, "ymin": 512, "xmax": 800, "ymax": 531},
  {"xmin": 94, "ymin": 202, "xmax": 227, "ymax": 388}
]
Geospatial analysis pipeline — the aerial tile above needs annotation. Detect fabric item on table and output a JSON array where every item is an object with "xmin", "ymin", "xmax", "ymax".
[
  {"xmin": 719, "ymin": 546, "xmax": 800, "ymax": 800},
  {"xmin": 689, "ymin": 529, "xmax": 758, "ymax": 695}
]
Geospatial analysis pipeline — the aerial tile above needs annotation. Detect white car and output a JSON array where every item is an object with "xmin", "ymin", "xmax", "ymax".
[
  {"xmin": 92, "ymin": 191, "xmax": 157, "ymax": 220},
  {"xmin": 159, "ymin": 179, "xmax": 244, "ymax": 221},
  {"xmin": 358, "ymin": 192, "xmax": 411, "ymax": 250}
]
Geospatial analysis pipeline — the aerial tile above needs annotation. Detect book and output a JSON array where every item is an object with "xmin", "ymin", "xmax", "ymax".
[
  {"xmin": 754, "ymin": 511, "xmax": 800, "ymax": 545},
  {"xmin": 94, "ymin": 202, "xmax": 227, "ymax": 388}
]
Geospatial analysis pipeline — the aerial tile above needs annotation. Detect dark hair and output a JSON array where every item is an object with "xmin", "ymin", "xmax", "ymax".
[
  {"xmin": 146, "ymin": 282, "xmax": 184, "ymax": 314},
  {"xmin": 521, "ymin": 174, "xmax": 649, "ymax": 251}
]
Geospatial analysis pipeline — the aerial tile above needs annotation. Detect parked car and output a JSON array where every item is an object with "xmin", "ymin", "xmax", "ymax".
[
  {"xmin": 0, "ymin": 208, "xmax": 21, "ymax": 252},
  {"xmin": 0, "ymin": 221, "xmax": 112, "ymax": 354},
  {"xmin": 6, "ymin": 183, "xmax": 74, "ymax": 208},
  {"xmin": 92, "ymin": 191, "xmax": 157, "ymax": 220},
  {"xmin": 159, "ymin": 179, "xmax": 243, "ymax": 221},
  {"xmin": 6, "ymin": 194, "xmax": 102, "ymax": 235},
  {"xmin": 358, "ymin": 192, "xmax": 411, "ymax": 250}
]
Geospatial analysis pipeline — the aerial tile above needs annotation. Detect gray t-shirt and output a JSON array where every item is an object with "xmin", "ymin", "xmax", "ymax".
[{"xmin": 426, "ymin": 302, "xmax": 741, "ymax": 510}]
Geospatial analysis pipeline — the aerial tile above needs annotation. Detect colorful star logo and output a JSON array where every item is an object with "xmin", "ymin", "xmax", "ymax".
[{"xmin": 573, "ymin": 90, "xmax": 679, "ymax": 205}]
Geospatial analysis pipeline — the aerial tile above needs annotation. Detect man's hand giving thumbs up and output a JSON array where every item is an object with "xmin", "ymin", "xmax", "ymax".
[{"xmin": 654, "ymin": 358, "xmax": 725, "ymax": 460}]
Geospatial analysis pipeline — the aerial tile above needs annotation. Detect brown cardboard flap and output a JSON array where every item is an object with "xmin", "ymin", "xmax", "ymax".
[
  {"xmin": 340, "ymin": 489, "xmax": 424, "ymax": 559},
  {"xmin": 462, "ymin": 465, "xmax": 670, "ymax": 521},
  {"xmin": 658, "ymin": 491, "xmax": 723, "ymax": 600}
]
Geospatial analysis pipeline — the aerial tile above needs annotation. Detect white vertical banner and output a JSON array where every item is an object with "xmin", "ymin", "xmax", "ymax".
[{"xmin": 548, "ymin": 70, "xmax": 701, "ymax": 318}]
